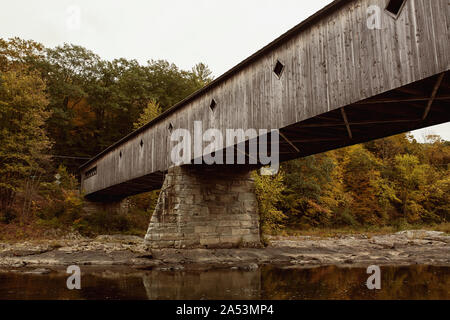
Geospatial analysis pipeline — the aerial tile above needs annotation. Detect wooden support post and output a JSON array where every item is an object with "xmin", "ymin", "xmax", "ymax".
[
  {"xmin": 422, "ymin": 73, "xmax": 445, "ymax": 120},
  {"xmin": 279, "ymin": 131, "xmax": 300, "ymax": 153},
  {"xmin": 340, "ymin": 107, "xmax": 353, "ymax": 139},
  {"xmin": 234, "ymin": 145, "xmax": 258, "ymax": 163}
]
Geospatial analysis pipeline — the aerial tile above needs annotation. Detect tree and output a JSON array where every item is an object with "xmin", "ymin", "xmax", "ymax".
[
  {"xmin": 342, "ymin": 145, "xmax": 383, "ymax": 225},
  {"xmin": 37, "ymin": 44, "xmax": 103, "ymax": 169},
  {"xmin": 281, "ymin": 154, "xmax": 335, "ymax": 228},
  {"xmin": 421, "ymin": 134, "xmax": 450, "ymax": 167},
  {"xmin": 0, "ymin": 38, "xmax": 214, "ymax": 172},
  {"xmin": 253, "ymin": 170, "xmax": 286, "ymax": 233},
  {"xmin": 393, "ymin": 154, "xmax": 428, "ymax": 222},
  {"xmin": 0, "ymin": 37, "xmax": 45, "ymax": 72},
  {"xmin": 420, "ymin": 175, "xmax": 450, "ymax": 223},
  {"xmin": 0, "ymin": 68, "xmax": 51, "ymax": 220},
  {"xmin": 190, "ymin": 63, "xmax": 213, "ymax": 88},
  {"xmin": 364, "ymin": 133, "xmax": 411, "ymax": 161},
  {"xmin": 133, "ymin": 99, "xmax": 162, "ymax": 129}
]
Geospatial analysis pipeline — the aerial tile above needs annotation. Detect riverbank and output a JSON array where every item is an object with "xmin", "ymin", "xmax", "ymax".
[{"xmin": 0, "ymin": 230, "xmax": 448, "ymax": 272}]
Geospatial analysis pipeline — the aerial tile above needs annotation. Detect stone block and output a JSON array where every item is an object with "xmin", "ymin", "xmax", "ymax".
[
  {"xmin": 217, "ymin": 220, "xmax": 241, "ymax": 227},
  {"xmin": 216, "ymin": 226, "xmax": 233, "ymax": 235},
  {"xmin": 219, "ymin": 235, "xmax": 243, "ymax": 244},
  {"xmin": 194, "ymin": 225, "xmax": 216, "ymax": 233},
  {"xmin": 200, "ymin": 237, "xmax": 221, "ymax": 247},
  {"xmin": 160, "ymin": 233, "xmax": 184, "ymax": 241},
  {"xmin": 240, "ymin": 220, "xmax": 257, "ymax": 228},
  {"xmin": 214, "ymin": 184, "xmax": 227, "ymax": 191},
  {"xmin": 241, "ymin": 235, "xmax": 261, "ymax": 247},
  {"xmin": 209, "ymin": 206, "xmax": 226, "ymax": 215},
  {"xmin": 232, "ymin": 228, "xmax": 251, "ymax": 236},
  {"xmin": 177, "ymin": 239, "xmax": 200, "ymax": 248},
  {"xmin": 237, "ymin": 214, "xmax": 254, "ymax": 221},
  {"xmin": 229, "ymin": 206, "xmax": 242, "ymax": 215}
]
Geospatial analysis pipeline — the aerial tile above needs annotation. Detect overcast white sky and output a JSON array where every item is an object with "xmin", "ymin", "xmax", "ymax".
[{"xmin": 0, "ymin": 0, "xmax": 448, "ymax": 141}]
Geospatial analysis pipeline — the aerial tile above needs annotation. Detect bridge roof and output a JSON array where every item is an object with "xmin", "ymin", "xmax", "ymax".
[{"xmin": 80, "ymin": 0, "xmax": 351, "ymax": 170}]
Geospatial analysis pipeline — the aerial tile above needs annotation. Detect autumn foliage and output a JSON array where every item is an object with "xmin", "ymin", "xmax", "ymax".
[
  {"xmin": 255, "ymin": 134, "xmax": 450, "ymax": 233},
  {"xmin": 0, "ymin": 37, "xmax": 448, "ymax": 237}
]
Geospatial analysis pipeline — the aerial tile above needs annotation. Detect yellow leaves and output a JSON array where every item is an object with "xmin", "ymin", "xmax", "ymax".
[
  {"xmin": 306, "ymin": 199, "xmax": 331, "ymax": 215},
  {"xmin": 253, "ymin": 170, "xmax": 287, "ymax": 233},
  {"xmin": 133, "ymin": 99, "xmax": 162, "ymax": 129},
  {"xmin": 0, "ymin": 68, "xmax": 51, "ymax": 212},
  {"xmin": 63, "ymin": 191, "xmax": 83, "ymax": 207},
  {"xmin": 0, "ymin": 38, "xmax": 45, "ymax": 73},
  {"xmin": 372, "ymin": 177, "xmax": 401, "ymax": 208}
]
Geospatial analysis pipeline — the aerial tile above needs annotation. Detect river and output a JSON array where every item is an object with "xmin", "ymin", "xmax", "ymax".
[{"xmin": 0, "ymin": 265, "xmax": 448, "ymax": 300}]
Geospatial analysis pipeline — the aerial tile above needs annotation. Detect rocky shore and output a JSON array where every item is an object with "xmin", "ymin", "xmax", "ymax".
[{"xmin": 0, "ymin": 230, "xmax": 448, "ymax": 272}]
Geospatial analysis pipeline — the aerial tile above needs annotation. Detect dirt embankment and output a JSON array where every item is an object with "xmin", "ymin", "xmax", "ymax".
[{"xmin": 0, "ymin": 230, "xmax": 448, "ymax": 272}]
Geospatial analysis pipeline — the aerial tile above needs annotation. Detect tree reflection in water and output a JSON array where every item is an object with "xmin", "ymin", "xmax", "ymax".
[{"xmin": 0, "ymin": 265, "xmax": 448, "ymax": 300}]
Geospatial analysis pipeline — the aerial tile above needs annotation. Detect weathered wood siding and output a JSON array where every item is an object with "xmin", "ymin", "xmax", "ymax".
[{"xmin": 81, "ymin": 0, "xmax": 450, "ymax": 196}]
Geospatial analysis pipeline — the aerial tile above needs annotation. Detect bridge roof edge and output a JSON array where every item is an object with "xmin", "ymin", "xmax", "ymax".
[{"xmin": 79, "ymin": 0, "xmax": 351, "ymax": 170}]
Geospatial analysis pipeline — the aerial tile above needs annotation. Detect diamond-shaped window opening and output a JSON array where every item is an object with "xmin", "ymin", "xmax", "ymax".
[
  {"xmin": 119, "ymin": 151, "xmax": 123, "ymax": 158},
  {"xmin": 273, "ymin": 60, "xmax": 285, "ymax": 79},
  {"xmin": 168, "ymin": 122, "xmax": 174, "ymax": 133},
  {"xmin": 210, "ymin": 99, "xmax": 217, "ymax": 112},
  {"xmin": 140, "ymin": 139, "xmax": 144, "ymax": 148},
  {"xmin": 385, "ymin": 0, "xmax": 407, "ymax": 19}
]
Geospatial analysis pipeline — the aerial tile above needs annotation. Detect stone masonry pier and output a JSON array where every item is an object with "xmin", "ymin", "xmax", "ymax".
[{"xmin": 144, "ymin": 166, "xmax": 261, "ymax": 249}]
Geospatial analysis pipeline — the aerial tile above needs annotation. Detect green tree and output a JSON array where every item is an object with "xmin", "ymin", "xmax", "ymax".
[
  {"xmin": 0, "ymin": 37, "xmax": 45, "ymax": 72},
  {"xmin": 0, "ymin": 38, "xmax": 214, "ymax": 172},
  {"xmin": 0, "ymin": 68, "xmax": 51, "ymax": 220},
  {"xmin": 190, "ymin": 62, "xmax": 213, "ymax": 88}
]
